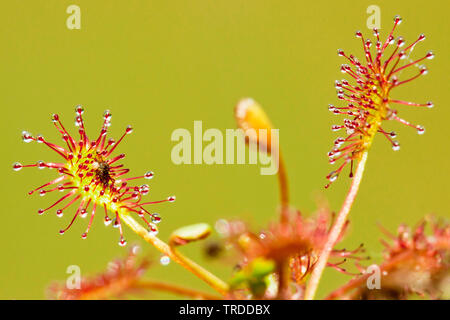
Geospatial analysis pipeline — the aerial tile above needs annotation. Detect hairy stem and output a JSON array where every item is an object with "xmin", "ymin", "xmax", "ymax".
[
  {"xmin": 120, "ymin": 212, "xmax": 229, "ymax": 296},
  {"xmin": 135, "ymin": 280, "xmax": 222, "ymax": 300},
  {"xmin": 304, "ymin": 151, "xmax": 368, "ymax": 300}
]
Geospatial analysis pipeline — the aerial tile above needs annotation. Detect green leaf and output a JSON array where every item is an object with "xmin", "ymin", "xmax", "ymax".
[
  {"xmin": 170, "ymin": 223, "xmax": 212, "ymax": 246},
  {"xmin": 250, "ymin": 258, "xmax": 275, "ymax": 278},
  {"xmin": 228, "ymin": 258, "xmax": 275, "ymax": 296}
]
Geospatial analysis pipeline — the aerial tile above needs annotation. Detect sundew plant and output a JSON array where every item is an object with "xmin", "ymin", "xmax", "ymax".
[{"xmin": 13, "ymin": 16, "xmax": 449, "ymax": 300}]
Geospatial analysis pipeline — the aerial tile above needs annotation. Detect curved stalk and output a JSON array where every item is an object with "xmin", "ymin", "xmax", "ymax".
[
  {"xmin": 277, "ymin": 152, "xmax": 290, "ymax": 224},
  {"xmin": 304, "ymin": 151, "xmax": 368, "ymax": 300},
  {"xmin": 119, "ymin": 212, "xmax": 229, "ymax": 296},
  {"xmin": 135, "ymin": 280, "xmax": 222, "ymax": 300}
]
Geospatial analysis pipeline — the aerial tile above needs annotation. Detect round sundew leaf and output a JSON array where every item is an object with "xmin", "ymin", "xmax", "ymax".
[{"xmin": 170, "ymin": 223, "xmax": 212, "ymax": 246}]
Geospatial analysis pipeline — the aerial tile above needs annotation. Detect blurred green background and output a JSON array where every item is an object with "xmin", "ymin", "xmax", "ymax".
[{"xmin": 1, "ymin": 0, "xmax": 448, "ymax": 299}]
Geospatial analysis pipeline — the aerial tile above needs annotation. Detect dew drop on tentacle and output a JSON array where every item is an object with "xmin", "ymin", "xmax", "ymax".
[
  {"xmin": 22, "ymin": 131, "xmax": 33, "ymax": 143},
  {"xmin": 416, "ymin": 126, "xmax": 425, "ymax": 135},
  {"xmin": 13, "ymin": 162, "xmax": 23, "ymax": 171},
  {"xmin": 331, "ymin": 149, "xmax": 341, "ymax": 157},
  {"xmin": 74, "ymin": 116, "xmax": 82, "ymax": 127},
  {"xmin": 36, "ymin": 135, "xmax": 44, "ymax": 143},
  {"xmin": 326, "ymin": 171, "xmax": 338, "ymax": 182},
  {"xmin": 104, "ymin": 216, "xmax": 112, "ymax": 226},
  {"xmin": 37, "ymin": 161, "xmax": 46, "ymax": 169},
  {"xmin": 131, "ymin": 191, "xmax": 140, "ymax": 200},
  {"xmin": 118, "ymin": 239, "xmax": 127, "ymax": 247},
  {"xmin": 331, "ymin": 125, "xmax": 342, "ymax": 132},
  {"xmin": 103, "ymin": 109, "xmax": 112, "ymax": 121},
  {"xmin": 334, "ymin": 81, "xmax": 342, "ymax": 89},
  {"xmin": 107, "ymin": 138, "xmax": 115, "ymax": 147},
  {"xmin": 148, "ymin": 223, "xmax": 158, "ymax": 236},
  {"xmin": 144, "ymin": 171, "xmax": 154, "ymax": 179},
  {"xmin": 139, "ymin": 185, "xmax": 150, "ymax": 195},
  {"xmin": 75, "ymin": 105, "xmax": 84, "ymax": 115},
  {"xmin": 168, "ymin": 196, "xmax": 176, "ymax": 202},
  {"xmin": 394, "ymin": 15, "xmax": 402, "ymax": 25},
  {"xmin": 56, "ymin": 209, "xmax": 63, "ymax": 218},
  {"xmin": 151, "ymin": 213, "xmax": 161, "ymax": 224},
  {"xmin": 387, "ymin": 35, "xmax": 395, "ymax": 45},
  {"xmin": 392, "ymin": 141, "xmax": 401, "ymax": 151}
]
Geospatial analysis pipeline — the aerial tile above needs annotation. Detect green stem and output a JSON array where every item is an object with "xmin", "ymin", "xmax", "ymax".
[
  {"xmin": 304, "ymin": 151, "xmax": 368, "ymax": 300},
  {"xmin": 120, "ymin": 212, "xmax": 230, "ymax": 296}
]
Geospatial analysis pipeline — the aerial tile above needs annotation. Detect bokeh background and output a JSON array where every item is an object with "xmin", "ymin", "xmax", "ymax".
[{"xmin": 1, "ymin": 0, "xmax": 448, "ymax": 299}]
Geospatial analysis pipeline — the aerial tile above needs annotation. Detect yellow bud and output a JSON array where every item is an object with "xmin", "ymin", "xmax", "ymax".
[{"xmin": 235, "ymin": 98, "xmax": 276, "ymax": 154}]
